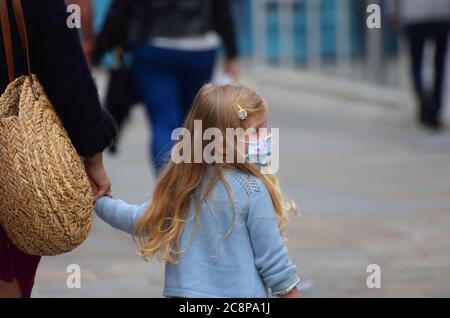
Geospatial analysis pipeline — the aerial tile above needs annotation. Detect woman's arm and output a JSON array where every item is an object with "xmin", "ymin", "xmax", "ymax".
[
  {"xmin": 211, "ymin": 0, "xmax": 239, "ymax": 78},
  {"xmin": 246, "ymin": 180, "xmax": 300, "ymax": 298},
  {"xmin": 95, "ymin": 197, "xmax": 150, "ymax": 234},
  {"xmin": 211, "ymin": 0, "xmax": 238, "ymax": 60},
  {"xmin": 26, "ymin": 0, "xmax": 117, "ymax": 157}
]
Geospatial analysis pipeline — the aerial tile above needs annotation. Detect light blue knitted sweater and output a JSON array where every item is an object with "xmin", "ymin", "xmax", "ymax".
[{"xmin": 95, "ymin": 169, "xmax": 299, "ymax": 298}]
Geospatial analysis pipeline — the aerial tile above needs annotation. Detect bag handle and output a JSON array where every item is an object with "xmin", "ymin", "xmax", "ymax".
[
  {"xmin": 0, "ymin": 0, "xmax": 14, "ymax": 83},
  {"xmin": 1, "ymin": 0, "xmax": 37, "ymax": 99}
]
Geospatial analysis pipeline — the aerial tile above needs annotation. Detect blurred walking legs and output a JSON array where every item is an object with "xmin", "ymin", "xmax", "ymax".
[
  {"xmin": 405, "ymin": 22, "xmax": 450, "ymax": 129},
  {"xmin": 132, "ymin": 45, "xmax": 217, "ymax": 173}
]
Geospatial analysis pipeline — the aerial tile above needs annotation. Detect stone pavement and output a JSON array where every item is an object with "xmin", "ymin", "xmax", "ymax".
[{"xmin": 32, "ymin": 68, "xmax": 450, "ymax": 298}]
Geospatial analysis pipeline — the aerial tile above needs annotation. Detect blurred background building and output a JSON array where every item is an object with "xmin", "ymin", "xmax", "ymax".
[
  {"xmin": 236, "ymin": 0, "xmax": 397, "ymax": 83},
  {"xmin": 92, "ymin": 0, "xmax": 397, "ymax": 82}
]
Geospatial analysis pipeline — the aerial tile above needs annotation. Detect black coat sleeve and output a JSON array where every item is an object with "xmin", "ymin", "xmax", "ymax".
[
  {"xmin": 25, "ymin": 0, "xmax": 117, "ymax": 157},
  {"xmin": 212, "ymin": 0, "xmax": 238, "ymax": 59}
]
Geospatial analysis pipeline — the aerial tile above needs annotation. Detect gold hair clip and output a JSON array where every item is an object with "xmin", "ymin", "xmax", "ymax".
[{"xmin": 236, "ymin": 103, "xmax": 248, "ymax": 120}]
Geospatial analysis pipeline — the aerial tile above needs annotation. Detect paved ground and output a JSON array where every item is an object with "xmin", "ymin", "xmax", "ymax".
[{"xmin": 32, "ymin": 68, "xmax": 450, "ymax": 298}]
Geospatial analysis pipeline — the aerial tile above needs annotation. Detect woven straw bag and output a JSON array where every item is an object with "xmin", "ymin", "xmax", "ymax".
[{"xmin": 0, "ymin": 0, "xmax": 93, "ymax": 256}]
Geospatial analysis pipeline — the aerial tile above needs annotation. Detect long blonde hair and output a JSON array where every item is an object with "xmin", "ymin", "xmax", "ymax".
[{"xmin": 134, "ymin": 84, "xmax": 296, "ymax": 264}]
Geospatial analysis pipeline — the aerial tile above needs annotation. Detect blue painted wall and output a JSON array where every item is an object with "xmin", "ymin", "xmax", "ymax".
[
  {"xmin": 320, "ymin": 0, "xmax": 336, "ymax": 60},
  {"xmin": 266, "ymin": 1, "xmax": 280, "ymax": 63},
  {"xmin": 231, "ymin": 0, "xmax": 253, "ymax": 56},
  {"xmin": 293, "ymin": 0, "xmax": 308, "ymax": 63}
]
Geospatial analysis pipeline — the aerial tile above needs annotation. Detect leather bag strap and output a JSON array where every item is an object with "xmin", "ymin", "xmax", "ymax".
[
  {"xmin": 1, "ymin": 0, "xmax": 37, "ymax": 98},
  {"xmin": 0, "ymin": 0, "xmax": 14, "ymax": 83}
]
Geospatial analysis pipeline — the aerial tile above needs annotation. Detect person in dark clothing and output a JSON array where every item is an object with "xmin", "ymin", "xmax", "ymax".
[
  {"xmin": 390, "ymin": 0, "xmax": 450, "ymax": 130},
  {"xmin": 68, "ymin": 0, "xmax": 139, "ymax": 155},
  {"xmin": 0, "ymin": 0, "xmax": 117, "ymax": 298},
  {"xmin": 405, "ymin": 23, "xmax": 449, "ymax": 130},
  {"xmin": 93, "ymin": 0, "xmax": 238, "ymax": 174}
]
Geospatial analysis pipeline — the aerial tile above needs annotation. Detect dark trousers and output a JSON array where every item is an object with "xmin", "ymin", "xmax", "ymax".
[
  {"xmin": 132, "ymin": 45, "xmax": 217, "ymax": 173},
  {"xmin": 405, "ymin": 22, "xmax": 450, "ymax": 122}
]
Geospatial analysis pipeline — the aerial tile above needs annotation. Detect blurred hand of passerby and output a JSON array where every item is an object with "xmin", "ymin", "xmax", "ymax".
[
  {"xmin": 389, "ymin": 15, "xmax": 400, "ymax": 30},
  {"xmin": 84, "ymin": 153, "xmax": 112, "ymax": 202},
  {"xmin": 82, "ymin": 38, "xmax": 95, "ymax": 66},
  {"xmin": 68, "ymin": 0, "xmax": 94, "ymax": 65},
  {"xmin": 224, "ymin": 58, "xmax": 239, "ymax": 80}
]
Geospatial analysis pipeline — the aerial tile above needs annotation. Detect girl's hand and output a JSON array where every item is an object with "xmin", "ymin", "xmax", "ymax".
[{"xmin": 281, "ymin": 287, "xmax": 300, "ymax": 298}]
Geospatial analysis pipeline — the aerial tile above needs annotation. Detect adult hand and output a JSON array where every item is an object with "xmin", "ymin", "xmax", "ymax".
[
  {"xmin": 389, "ymin": 16, "xmax": 400, "ymax": 30},
  {"xmin": 224, "ymin": 58, "xmax": 239, "ymax": 80},
  {"xmin": 84, "ymin": 152, "xmax": 111, "ymax": 202},
  {"xmin": 82, "ymin": 38, "xmax": 95, "ymax": 66}
]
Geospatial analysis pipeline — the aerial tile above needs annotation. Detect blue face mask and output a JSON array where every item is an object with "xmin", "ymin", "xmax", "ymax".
[{"xmin": 246, "ymin": 134, "xmax": 273, "ymax": 166}]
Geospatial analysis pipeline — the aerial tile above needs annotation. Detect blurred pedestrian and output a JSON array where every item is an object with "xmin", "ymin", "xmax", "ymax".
[
  {"xmin": 0, "ymin": 0, "xmax": 116, "ymax": 298},
  {"xmin": 101, "ymin": 47, "xmax": 140, "ymax": 154},
  {"xmin": 67, "ymin": 0, "xmax": 95, "ymax": 65},
  {"xmin": 93, "ymin": 0, "xmax": 239, "ymax": 173},
  {"xmin": 391, "ymin": 0, "xmax": 450, "ymax": 131},
  {"xmin": 71, "ymin": 0, "xmax": 140, "ymax": 154}
]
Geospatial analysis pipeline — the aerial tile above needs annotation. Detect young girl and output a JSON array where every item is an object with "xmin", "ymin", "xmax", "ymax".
[{"xmin": 95, "ymin": 84, "xmax": 300, "ymax": 298}]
